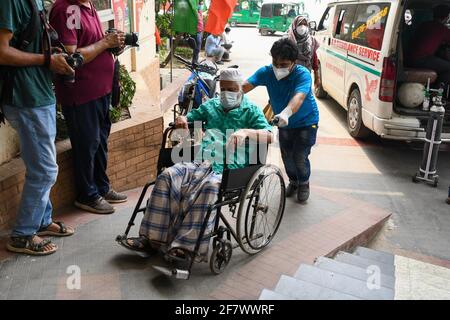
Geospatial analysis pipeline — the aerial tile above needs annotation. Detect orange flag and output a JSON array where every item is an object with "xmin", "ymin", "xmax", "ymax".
[{"xmin": 204, "ymin": 0, "xmax": 237, "ymax": 35}]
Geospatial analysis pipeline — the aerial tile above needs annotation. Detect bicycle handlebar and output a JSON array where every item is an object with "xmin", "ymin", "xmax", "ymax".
[{"xmin": 174, "ymin": 54, "xmax": 218, "ymax": 75}]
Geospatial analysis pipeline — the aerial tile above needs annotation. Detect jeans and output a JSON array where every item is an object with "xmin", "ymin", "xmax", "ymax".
[
  {"xmin": 207, "ymin": 47, "xmax": 225, "ymax": 61},
  {"xmin": 3, "ymin": 104, "xmax": 58, "ymax": 237},
  {"xmin": 278, "ymin": 125, "xmax": 318, "ymax": 185},
  {"xmin": 62, "ymin": 94, "xmax": 111, "ymax": 203},
  {"xmin": 192, "ymin": 31, "xmax": 203, "ymax": 65}
]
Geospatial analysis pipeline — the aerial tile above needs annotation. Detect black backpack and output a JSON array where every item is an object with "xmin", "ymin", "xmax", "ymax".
[{"xmin": 0, "ymin": 0, "xmax": 42, "ymax": 125}]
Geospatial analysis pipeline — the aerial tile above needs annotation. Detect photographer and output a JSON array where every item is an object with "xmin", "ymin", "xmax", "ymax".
[
  {"xmin": 0, "ymin": 0, "xmax": 75, "ymax": 255},
  {"xmin": 50, "ymin": 0, "xmax": 128, "ymax": 214}
]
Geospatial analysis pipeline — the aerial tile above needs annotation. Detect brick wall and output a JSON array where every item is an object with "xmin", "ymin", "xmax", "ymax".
[
  {"xmin": 107, "ymin": 118, "xmax": 162, "ymax": 191},
  {"xmin": 0, "ymin": 117, "xmax": 163, "ymax": 234}
]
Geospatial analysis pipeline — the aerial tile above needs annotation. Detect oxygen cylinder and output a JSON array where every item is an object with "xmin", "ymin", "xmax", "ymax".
[{"xmin": 419, "ymin": 107, "xmax": 445, "ymax": 178}]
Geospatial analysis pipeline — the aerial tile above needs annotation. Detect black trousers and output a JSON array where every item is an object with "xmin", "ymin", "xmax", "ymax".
[{"xmin": 62, "ymin": 94, "xmax": 111, "ymax": 203}]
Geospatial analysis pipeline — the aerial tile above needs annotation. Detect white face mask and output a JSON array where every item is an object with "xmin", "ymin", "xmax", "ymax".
[
  {"xmin": 220, "ymin": 91, "xmax": 242, "ymax": 110},
  {"xmin": 273, "ymin": 66, "xmax": 291, "ymax": 81},
  {"xmin": 296, "ymin": 25, "xmax": 309, "ymax": 36}
]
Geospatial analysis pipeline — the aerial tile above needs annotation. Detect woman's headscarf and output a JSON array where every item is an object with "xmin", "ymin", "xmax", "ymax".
[{"xmin": 287, "ymin": 16, "xmax": 318, "ymax": 70}]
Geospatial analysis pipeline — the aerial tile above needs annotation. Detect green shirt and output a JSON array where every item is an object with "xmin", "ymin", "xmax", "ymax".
[
  {"xmin": 0, "ymin": 0, "xmax": 55, "ymax": 108},
  {"xmin": 187, "ymin": 96, "xmax": 272, "ymax": 174}
]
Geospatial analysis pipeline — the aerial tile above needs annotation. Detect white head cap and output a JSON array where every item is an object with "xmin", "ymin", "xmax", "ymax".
[{"xmin": 219, "ymin": 68, "xmax": 243, "ymax": 84}]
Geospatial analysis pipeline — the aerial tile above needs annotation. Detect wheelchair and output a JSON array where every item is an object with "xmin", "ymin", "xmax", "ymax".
[{"xmin": 116, "ymin": 122, "xmax": 286, "ymax": 279}]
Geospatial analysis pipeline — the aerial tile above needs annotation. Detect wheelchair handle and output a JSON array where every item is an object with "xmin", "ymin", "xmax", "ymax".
[
  {"xmin": 269, "ymin": 116, "xmax": 280, "ymax": 127},
  {"xmin": 169, "ymin": 121, "xmax": 205, "ymax": 129}
]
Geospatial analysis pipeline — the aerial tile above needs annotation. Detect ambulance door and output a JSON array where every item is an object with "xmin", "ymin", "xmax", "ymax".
[
  {"xmin": 330, "ymin": 4, "xmax": 358, "ymax": 106},
  {"xmin": 315, "ymin": 5, "xmax": 336, "ymax": 95}
]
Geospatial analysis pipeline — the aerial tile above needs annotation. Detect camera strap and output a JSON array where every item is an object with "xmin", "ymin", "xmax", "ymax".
[
  {"xmin": 111, "ymin": 58, "xmax": 121, "ymax": 109},
  {"xmin": 0, "ymin": 0, "xmax": 42, "ymax": 123}
]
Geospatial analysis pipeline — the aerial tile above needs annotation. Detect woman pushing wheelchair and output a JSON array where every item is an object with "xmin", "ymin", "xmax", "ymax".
[{"xmin": 118, "ymin": 68, "xmax": 274, "ymax": 264}]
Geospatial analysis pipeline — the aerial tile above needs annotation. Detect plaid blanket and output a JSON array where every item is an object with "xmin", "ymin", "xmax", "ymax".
[{"xmin": 139, "ymin": 161, "xmax": 222, "ymax": 261}]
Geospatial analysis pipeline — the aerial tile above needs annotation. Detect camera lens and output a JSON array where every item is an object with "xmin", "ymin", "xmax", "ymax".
[{"xmin": 124, "ymin": 33, "xmax": 139, "ymax": 47}]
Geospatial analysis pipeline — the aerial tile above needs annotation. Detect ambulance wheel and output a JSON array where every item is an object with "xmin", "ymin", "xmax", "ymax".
[
  {"xmin": 230, "ymin": 21, "xmax": 237, "ymax": 27},
  {"xmin": 347, "ymin": 89, "xmax": 371, "ymax": 139},
  {"xmin": 260, "ymin": 29, "xmax": 269, "ymax": 36},
  {"xmin": 314, "ymin": 62, "xmax": 328, "ymax": 99}
]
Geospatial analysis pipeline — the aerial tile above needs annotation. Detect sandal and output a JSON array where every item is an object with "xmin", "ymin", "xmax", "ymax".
[
  {"xmin": 165, "ymin": 247, "xmax": 193, "ymax": 263},
  {"xmin": 6, "ymin": 235, "xmax": 58, "ymax": 256},
  {"xmin": 119, "ymin": 236, "xmax": 157, "ymax": 254},
  {"xmin": 37, "ymin": 221, "xmax": 74, "ymax": 237}
]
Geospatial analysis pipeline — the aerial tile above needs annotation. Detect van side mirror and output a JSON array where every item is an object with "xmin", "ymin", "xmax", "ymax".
[{"xmin": 309, "ymin": 21, "xmax": 317, "ymax": 31}]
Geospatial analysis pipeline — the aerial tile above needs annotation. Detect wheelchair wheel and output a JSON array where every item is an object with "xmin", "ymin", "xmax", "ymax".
[
  {"xmin": 236, "ymin": 165, "xmax": 286, "ymax": 254},
  {"xmin": 209, "ymin": 239, "xmax": 232, "ymax": 274}
]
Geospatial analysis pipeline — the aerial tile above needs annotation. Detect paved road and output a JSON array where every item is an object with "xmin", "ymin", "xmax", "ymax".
[{"xmin": 228, "ymin": 26, "xmax": 450, "ymax": 261}]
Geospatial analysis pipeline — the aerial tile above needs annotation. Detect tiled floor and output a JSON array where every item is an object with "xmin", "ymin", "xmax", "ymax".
[{"xmin": 0, "ymin": 181, "xmax": 390, "ymax": 299}]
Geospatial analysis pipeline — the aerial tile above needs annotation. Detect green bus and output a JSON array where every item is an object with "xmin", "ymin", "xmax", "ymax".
[
  {"xmin": 229, "ymin": 0, "xmax": 263, "ymax": 26},
  {"xmin": 257, "ymin": 0, "xmax": 306, "ymax": 35}
]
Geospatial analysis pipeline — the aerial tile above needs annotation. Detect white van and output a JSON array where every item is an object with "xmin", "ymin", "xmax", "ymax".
[{"xmin": 313, "ymin": 0, "xmax": 450, "ymax": 141}]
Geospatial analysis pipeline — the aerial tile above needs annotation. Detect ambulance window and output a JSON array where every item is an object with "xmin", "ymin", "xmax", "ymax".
[
  {"xmin": 350, "ymin": 3, "xmax": 391, "ymax": 51},
  {"xmin": 334, "ymin": 5, "xmax": 357, "ymax": 40},
  {"xmin": 318, "ymin": 6, "xmax": 332, "ymax": 31}
]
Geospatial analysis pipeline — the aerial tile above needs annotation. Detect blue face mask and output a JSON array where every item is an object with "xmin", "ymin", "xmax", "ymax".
[{"xmin": 198, "ymin": 5, "xmax": 202, "ymax": 10}]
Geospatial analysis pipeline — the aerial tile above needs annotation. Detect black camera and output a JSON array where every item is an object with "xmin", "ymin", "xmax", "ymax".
[
  {"xmin": 106, "ymin": 28, "xmax": 139, "ymax": 55},
  {"xmin": 63, "ymin": 53, "xmax": 84, "ymax": 84}
]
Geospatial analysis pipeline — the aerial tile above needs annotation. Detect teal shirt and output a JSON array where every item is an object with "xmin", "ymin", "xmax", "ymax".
[
  {"xmin": 0, "ymin": 0, "xmax": 55, "ymax": 108},
  {"xmin": 187, "ymin": 96, "xmax": 272, "ymax": 174}
]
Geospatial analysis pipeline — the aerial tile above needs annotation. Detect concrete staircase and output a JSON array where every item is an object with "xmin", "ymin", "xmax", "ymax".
[{"xmin": 259, "ymin": 247, "xmax": 450, "ymax": 300}]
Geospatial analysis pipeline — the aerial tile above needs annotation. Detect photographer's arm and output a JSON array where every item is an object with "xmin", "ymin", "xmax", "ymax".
[
  {"xmin": 0, "ymin": 29, "xmax": 44, "ymax": 66},
  {"xmin": 0, "ymin": 29, "xmax": 74, "ymax": 75},
  {"xmin": 64, "ymin": 33, "xmax": 125, "ymax": 64}
]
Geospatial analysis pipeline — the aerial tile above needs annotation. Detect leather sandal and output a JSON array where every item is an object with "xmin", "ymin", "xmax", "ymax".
[
  {"xmin": 37, "ymin": 221, "xmax": 74, "ymax": 237},
  {"xmin": 6, "ymin": 235, "xmax": 57, "ymax": 256},
  {"xmin": 119, "ymin": 236, "xmax": 157, "ymax": 254}
]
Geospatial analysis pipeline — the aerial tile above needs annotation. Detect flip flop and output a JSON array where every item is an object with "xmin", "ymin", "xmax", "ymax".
[
  {"xmin": 37, "ymin": 221, "xmax": 75, "ymax": 237},
  {"xmin": 119, "ymin": 237, "xmax": 157, "ymax": 254}
]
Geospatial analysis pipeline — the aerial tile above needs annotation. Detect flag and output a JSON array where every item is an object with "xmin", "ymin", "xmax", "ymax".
[
  {"xmin": 204, "ymin": 0, "xmax": 237, "ymax": 35},
  {"xmin": 173, "ymin": 0, "xmax": 198, "ymax": 35}
]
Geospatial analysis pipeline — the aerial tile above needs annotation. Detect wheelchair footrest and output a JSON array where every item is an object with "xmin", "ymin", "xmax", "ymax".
[{"xmin": 152, "ymin": 265, "xmax": 190, "ymax": 280}]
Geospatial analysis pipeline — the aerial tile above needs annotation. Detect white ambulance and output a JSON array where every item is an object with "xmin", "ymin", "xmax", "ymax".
[{"xmin": 313, "ymin": 0, "xmax": 450, "ymax": 141}]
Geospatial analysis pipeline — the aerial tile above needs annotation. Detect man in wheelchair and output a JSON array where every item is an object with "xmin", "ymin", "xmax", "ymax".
[{"xmin": 120, "ymin": 69, "xmax": 274, "ymax": 263}]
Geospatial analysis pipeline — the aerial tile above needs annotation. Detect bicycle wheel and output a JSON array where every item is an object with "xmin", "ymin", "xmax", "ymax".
[{"xmin": 236, "ymin": 165, "xmax": 286, "ymax": 254}]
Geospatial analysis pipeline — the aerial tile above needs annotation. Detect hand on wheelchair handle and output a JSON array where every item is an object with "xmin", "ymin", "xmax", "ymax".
[
  {"xmin": 270, "ymin": 116, "xmax": 280, "ymax": 127},
  {"xmin": 174, "ymin": 116, "xmax": 189, "ymax": 129},
  {"xmin": 272, "ymin": 112, "xmax": 289, "ymax": 127}
]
